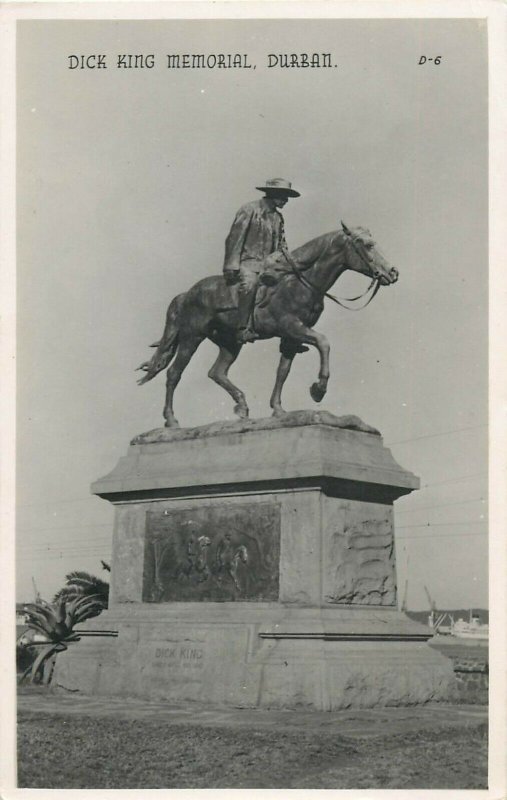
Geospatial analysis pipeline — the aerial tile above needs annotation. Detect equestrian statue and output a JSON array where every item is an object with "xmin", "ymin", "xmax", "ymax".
[{"xmin": 137, "ymin": 178, "xmax": 399, "ymax": 427}]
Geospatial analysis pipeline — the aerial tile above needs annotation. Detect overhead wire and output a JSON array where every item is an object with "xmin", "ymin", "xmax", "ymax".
[
  {"xmin": 14, "ymin": 427, "xmax": 489, "ymax": 566},
  {"xmin": 396, "ymin": 496, "xmax": 486, "ymax": 514},
  {"xmin": 386, "ymin": 423, "xmax": 487, "ymax": 446}
]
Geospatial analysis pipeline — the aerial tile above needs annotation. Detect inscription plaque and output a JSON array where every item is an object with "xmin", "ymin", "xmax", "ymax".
[
  {"xmin": 152, "ymin": 644, "xmax": 205, "ymax": 682},
  {"xmin": 142, "ymin": 502, "xmax": 281, "ymax": 602}
]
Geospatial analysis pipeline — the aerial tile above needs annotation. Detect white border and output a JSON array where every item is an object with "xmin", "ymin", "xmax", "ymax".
[{"xmin": 1, "ymin": 2, "xmax": 505, "ymax": 799}]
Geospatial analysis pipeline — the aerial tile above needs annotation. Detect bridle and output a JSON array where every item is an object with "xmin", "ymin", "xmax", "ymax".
[{"xmin": 281, "ymin": 223, "xmax": 386, "ymax": 311}]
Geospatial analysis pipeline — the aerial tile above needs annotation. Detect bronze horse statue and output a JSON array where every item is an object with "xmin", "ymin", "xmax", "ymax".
[{"xmin": 137, "ymin": 223, "xmax": 398, "ymax": 427}]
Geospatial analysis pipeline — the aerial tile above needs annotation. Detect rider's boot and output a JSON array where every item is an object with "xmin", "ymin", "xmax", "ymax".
[{"xmin": 236, "ymin": 289, "xmax": 259, "ymax": 344}]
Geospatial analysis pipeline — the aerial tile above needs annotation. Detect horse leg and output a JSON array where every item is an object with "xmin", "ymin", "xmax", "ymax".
[
  {"xmin": 270, "ymin": 340, "xmax": 298, "ymax": 417},
  {"xmin": 281, "ymin": 321, "xmax": 330, "ymax": 403},
  {"xmin": 208, "ymin": 342, "xmax": 249, "ymax": 419},
  {"xmin": 164, "ymin": 336, "xmax": 202, "ymax": 427}
]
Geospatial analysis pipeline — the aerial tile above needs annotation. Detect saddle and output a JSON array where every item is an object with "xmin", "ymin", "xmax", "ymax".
[
  {"xmin": 256, "ymin": 251, "xmax": 293, "ymax": 307},
  {"xmin": 224, "ymin": 251, "xmax": 291, "ymax": 307}
]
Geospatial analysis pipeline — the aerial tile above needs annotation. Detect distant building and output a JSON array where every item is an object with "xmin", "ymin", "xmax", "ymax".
[
  {"xmin": 16, "ymin": 602, "xmax": 48, "ymax": 645},
  {"xmin": 16, "ymin": 603, "xmax": 28, "ymax": 625}
]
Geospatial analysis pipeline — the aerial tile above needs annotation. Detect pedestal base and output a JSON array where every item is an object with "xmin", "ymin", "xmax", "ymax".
[
  {"xmin": 55, "ymin": 413, "xmax": 456, "ymax": 709},
  {"xmin": 55, "ymin": 604, "xmax": 455, "ymax": 709}
]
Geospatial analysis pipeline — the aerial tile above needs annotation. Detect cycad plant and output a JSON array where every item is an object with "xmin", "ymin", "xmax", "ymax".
[{"xmin": 19, "ymin": 594, "xmax": 103, "ymax": 685}]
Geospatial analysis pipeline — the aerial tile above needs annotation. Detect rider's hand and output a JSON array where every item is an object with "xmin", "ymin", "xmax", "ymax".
[{"xmin": 260, "ymin": 272, "xmax": 278, "ymax": 287}]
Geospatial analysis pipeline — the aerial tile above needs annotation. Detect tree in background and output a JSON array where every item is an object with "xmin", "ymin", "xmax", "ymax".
[{"xmin": 53, "ymin": 561, "xmax": 110, "ymax": 616}]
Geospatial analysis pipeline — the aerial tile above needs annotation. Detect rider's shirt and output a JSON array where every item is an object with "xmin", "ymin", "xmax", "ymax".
[{"xmin": 223, "ymin": 198, "xmax": 287, "ymax": 274}]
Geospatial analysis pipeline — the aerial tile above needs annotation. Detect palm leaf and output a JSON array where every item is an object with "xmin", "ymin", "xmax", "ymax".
[
  {"xmin": 75, "ymin": 603, "xmax": 104, "ymax": 623},
  {"xmin": 65, "ymin": 593, "xmax": 92, "ymax": 616},
  {"xmin": 23, "ymin": 606, "xmax": 51, "ymax": 625},
  {"xmin": 24, "ymin": 609, "xmax": 56, "ymax": 637},
  {"xmin": 23, "ymin": 603, "xmax": 55, "ymax": 621},
  {"xmin": 53, "ymin": 586, "xmax": 81, "ymax": 603},
  {"xmin": 64, "ymin": 604, "xmax": 75, "ymax": 631},
  {"xmin": 29, "ymin": 643, "xmax": 56, "ymax": 683},
  {"xmin": 57, "ymin": 574, "xmax": 109, "ymax": 603},
  {"xmin": 54, "ymin": 566, "xmax": 110, "ymax": 608},
  {"xmin": 64, "ymin": 570, "xmax": 97, "ymax": 582},
  {"xmin": 54, "ymin": 598, "xmax": 67, "ymax": 624},
  {"xmin": 24, "ymin": 620, "xmax": 51, "ymax": 639},
  {"xmin": 63, "ymin": 594, "xmax": 101, "ymax": 626},
  {"xmin": 63, "ymin": 572, "xmax": 107, "ymax": 590},
  {"xmin": 72, "ymin": 595, "xmax": 105, "ymax": 622}
]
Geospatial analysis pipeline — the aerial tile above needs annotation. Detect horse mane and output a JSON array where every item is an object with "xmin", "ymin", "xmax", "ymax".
[
  {"xmin": 292, "ymin": 225, "xmax": 374, "ymax": 266},
  {"xmin": 292, "ymin": 230, "xmax": 343, "ymax": 266}
]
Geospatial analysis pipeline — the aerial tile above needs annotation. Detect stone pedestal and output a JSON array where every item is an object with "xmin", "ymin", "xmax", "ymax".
[{"xmin": 55, "ymin": 411, "xmax": 455, "ymax": 708}]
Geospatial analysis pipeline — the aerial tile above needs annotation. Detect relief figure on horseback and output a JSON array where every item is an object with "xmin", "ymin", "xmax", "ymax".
[{"xmin": 137, "ymin": 178, "xmax": 399, "ymax": 428}]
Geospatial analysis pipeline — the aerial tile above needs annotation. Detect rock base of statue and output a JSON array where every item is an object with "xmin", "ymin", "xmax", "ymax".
[{"xmin": 55, "ymin": 411, "xmax": 455, "ymax": 709}]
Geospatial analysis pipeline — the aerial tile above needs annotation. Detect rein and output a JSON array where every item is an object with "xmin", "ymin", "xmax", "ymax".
[{"xmin": 281, "ymin": 244, "xmax": 381, "ymax": 311}]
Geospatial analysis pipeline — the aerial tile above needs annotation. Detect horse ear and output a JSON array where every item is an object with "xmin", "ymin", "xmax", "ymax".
[{"xmin": 341, "ymin": 221, "xmax": 352, "ymax": 236}]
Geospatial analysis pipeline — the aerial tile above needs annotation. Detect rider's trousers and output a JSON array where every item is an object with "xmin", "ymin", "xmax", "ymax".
[{"xmin": 237, "ymin": 259, "xmax": 263, "ymax": 329}]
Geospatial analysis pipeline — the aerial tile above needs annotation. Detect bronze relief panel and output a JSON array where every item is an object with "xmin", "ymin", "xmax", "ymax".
[{"xmin": 142, "ymin": 502, "xmax": 281, "ymax": 602}]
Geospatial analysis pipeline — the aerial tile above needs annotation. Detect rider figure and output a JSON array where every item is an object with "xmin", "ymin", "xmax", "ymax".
[{"xmin": 223, "ymin": 178, "xmax": 300, "ymax": 344}]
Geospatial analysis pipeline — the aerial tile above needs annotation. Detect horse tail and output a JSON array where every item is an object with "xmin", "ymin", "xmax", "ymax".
[{"xmin": 136, "ymin": 293, "xmax": 185, "ymax": 385}]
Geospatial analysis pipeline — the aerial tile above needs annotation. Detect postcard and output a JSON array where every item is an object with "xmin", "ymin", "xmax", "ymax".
[{"xmin": 1, "ymin": 2, "xmax": 505, "ymax": 798}]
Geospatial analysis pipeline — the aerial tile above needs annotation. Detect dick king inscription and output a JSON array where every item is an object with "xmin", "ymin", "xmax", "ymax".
[{"xmin": 149, "ymin": 643, "xmax": 207, "ymax": 687}]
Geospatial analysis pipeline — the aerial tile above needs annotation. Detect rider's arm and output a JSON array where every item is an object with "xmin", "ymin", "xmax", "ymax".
[{"xmin": 223, "ymin": 206, "xmax": 254, "ymax": 272}]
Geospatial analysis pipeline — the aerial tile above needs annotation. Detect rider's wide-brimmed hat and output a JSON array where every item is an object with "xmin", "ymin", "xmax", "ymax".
[{"xmin": 256, "ymin": 178, "xmax": 300, "ymax": 197}]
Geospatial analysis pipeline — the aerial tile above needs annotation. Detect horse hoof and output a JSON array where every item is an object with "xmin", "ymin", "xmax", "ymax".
[
  {"xmin": 164, "ymin": 418, "xmax": 180, "ymax": 428},
  {"xmin": 310, "ymin": 383, "xmax": 326, "ymax": 403},
  {"xmin": 271, "ymin": 408, "xmax": 286, "ymax": 418},
  {"xmin": 234, "ymin": 404, "xmax": 249, "ymax": 419}
]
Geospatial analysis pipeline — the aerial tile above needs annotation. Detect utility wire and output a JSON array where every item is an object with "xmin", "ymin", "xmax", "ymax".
[
  {"xmin": 13, "ymin": 470, "xmax": 489, "ymax": 533},
  {"xmin": 420, "ymin": 472, "xmax": 487, "ymax": 489},
  {"xmin": 18, "ymin": 549, "xmax": 112, "ymax": 556},
  {"xmin": 18, "ymin": 517, "xmax": 486, "ymax": 550},
  {"xmin": 14, "ymin": 494, "xmax": 98, "ymax": 510},
  {"xmin": 397, "ymin": 531, "xmax": 487, "ymax": 540},
  {"xmin": 397, "ymin": 521, "xmax": 487, "ymax": 529},
  {"xmin": 17, "ymin": 542, "xmax": 112, "ymax": 554},
  {"xmin": 17, "ymin": 539, "xmax": 112, "ymax": 551},
  {"xmin": 386, "ymin": 424, "xmax": 487, "ymax": 446},
  {"xmin": 17, "ymin": 538, "xmax": 110, "ymax": 555},
  {"xmin": 18, "ymin": 551, "xmax": 111, "ymax": 561},
  {"xmin": 17, "ymin": 522, "xmax": 488, "ymax": 560},
  {"xmin": 17, "ymin": 534, "xmax": 111, "ymax": 546},
  {"xmin": 10, "ymin": 427, "xmax": 488, "ymax": 513},
  {"xmin": 17, "ymin": 521, "xmax": 112, "ymax": 534},
  {"xmin": 397, "ymin": 496, "xmax": 486, "ymax": 514},
  {"xmin": 17, "ymin": 542, "xmax": 111, "ymax": 554},
  {"xmin": 17, "ymin": 497, "xmax": 489, "ymax": 547}
]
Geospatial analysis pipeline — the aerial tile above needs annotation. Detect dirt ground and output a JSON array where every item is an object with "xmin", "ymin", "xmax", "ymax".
[{"xmin": 17, "ymin": 690, "xmax": 488, "ymax": 790}]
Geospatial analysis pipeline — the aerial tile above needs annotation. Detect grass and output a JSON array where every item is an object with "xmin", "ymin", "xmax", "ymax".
[{"xmin": 18, "ymin": 711, "xmax": 488, "ymax": 789}]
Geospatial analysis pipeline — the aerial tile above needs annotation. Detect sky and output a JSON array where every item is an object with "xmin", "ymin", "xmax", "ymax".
[{"xmin": 15, "ymin": 17, "xmax": 488, "ymax": 610}]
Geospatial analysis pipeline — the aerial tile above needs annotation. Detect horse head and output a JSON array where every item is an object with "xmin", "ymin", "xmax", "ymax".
[{"xmin": 341, "ymin": 221, "xmax": 398, "ymax": 286}]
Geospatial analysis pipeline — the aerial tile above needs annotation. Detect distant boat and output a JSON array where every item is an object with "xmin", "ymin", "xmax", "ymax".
[
  {"xmin": 452, "ymin": 612, "xmax": 489, "ymax": 640},
  {"xmin": 427, "ymin": 609, "xmax": 489, "ymax": 641}
]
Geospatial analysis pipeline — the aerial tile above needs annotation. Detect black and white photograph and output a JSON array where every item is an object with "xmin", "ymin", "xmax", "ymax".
[{"xmin": 2, "ymin": 1, "xmax": 506, "ymax": 796}]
